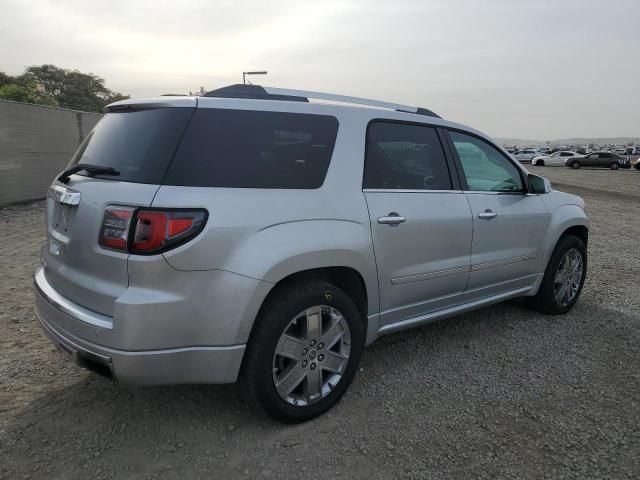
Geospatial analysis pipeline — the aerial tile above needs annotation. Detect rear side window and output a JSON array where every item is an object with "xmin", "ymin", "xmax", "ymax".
[
  {"xmin": 68, "ymin": 108, "xmax": 194, "ymax": 184},
  {"xmin": 363, "ymin": 122, "xmax": 452, "ymax": 190},
  {"xmin": 165, "ymin": 109, "xmax": 338, "ymax": 188}
]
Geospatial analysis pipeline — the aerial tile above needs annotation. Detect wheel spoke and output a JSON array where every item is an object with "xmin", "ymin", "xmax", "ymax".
[
  {"xmin": 555, "ymin": 283, "xmax": 569, "ymax": 305},
  {"xmin": 321, "ymin": 350, "xmax": 348, "ymax": 374},
  {"xmin": 305, "ymin": 306, "xmax": 322, "ymax": 341},
  {"xmin": 569, "ymin": 252, "xmax": 580, "ymax": 272},
  {"xmin": 275, "ymin": 334, "xmax": 305, "ymax": 361},
  {"xmin": 320, "ymin": 318, "xmax": 345, "ymax": 350},
  {"xmin": 304, "ymin": 364, "xmax": 323, "ymax": 403},
  {"xmin": 275, "ymin": 363, "xmax": 307, "ymax": 397}
]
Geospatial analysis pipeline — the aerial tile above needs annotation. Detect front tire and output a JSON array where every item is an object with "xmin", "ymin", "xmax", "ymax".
[
  {"xmin": 529, "ymin": 234, "xmax": 587, "ymax": 315},
  {"xmin": 240, "ymin": 281, "xmax": 364, "ymax": 423},
  {"xmin": 570, "ymin": 161, "xmax": 581, "ymax": 169},
  {"xmin": 610, "ymin": 162, "xmax": 620, "ymax": 170}
]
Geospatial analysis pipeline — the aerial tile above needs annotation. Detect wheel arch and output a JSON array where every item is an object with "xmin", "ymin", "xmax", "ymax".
[
  {"xmin": 561, "ymin": 224, "xmax": 588, "ymax": 246},
  {"xmin": 244, "ymin": 266, "xmax": 372, "ymax": 350},
  {"xmin": 543, "ymin": 211, "xmax": 589, "ymax": 266}
]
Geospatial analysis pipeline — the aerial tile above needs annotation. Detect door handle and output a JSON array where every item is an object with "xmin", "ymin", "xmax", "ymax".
[
  {"xmin": 478, "ymin": 210, "xmax": 497, "ymax": 220},
  {"xmin": 377, "ymin": 212, "xmax": 406, "ymax": 226}
]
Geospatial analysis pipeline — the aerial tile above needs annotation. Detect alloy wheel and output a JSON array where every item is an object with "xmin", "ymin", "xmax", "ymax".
[
  {"xmin": 554, "ymin": 248, "xmax": 584, "ymax": 306},
  {"xmin": 272, "ymin": 305, "xmax": 351, "ymax": 406}
]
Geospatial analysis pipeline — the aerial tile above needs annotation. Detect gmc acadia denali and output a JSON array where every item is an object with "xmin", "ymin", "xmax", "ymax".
[{"xmin": 35, "ymin": 84, "xmax": 589, "ymax": 422}]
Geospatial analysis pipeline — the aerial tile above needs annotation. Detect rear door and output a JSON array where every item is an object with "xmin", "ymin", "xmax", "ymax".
[
  {"xmin": 598, "ymin": 152, "xmax": 613, "ymax": 167},
  {"xmin": 446, "ymin": 130, "xmax": 550, "ymax": 296},
  {"xmin": 363, "ymin": 121, "xmax": 472, "ymax": 325},
  {"xmin": 584, "ymin": 153, "xmax": 601, "ymax": 166},
  {"xmin": 41, "ymin": 103, "xmax": 195, "ymax": 316}
]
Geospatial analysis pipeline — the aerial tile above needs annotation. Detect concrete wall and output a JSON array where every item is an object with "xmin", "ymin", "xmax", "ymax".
[{"xmin": 0, "ymin": 100, "xmax": 102, "ymax": 205}]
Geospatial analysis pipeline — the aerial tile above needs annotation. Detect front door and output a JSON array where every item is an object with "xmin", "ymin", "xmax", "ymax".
[
  {"xmin": 447, "ymin": 130, "xmax": 551, "ymax": 296},
  {"xmin": 363, "ymin": 121, "xmax": 473, "ymax": 326}
]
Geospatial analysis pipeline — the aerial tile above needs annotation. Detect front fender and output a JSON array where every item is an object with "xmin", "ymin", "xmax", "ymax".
[{"xmin": 542, "ymin": 203, "xmax": 589, "ymax": 265}]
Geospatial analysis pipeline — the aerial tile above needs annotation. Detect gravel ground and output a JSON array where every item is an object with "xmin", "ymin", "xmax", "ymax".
[{"xmin": 1, "ymin": 167, "xmax": 639, "ymax": 480}]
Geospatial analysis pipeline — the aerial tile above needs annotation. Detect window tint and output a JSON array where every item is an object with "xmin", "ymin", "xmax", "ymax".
[
  {"xmin": 363, "ymin": 122, "xmax": 451, "ymax": 190},
  {"xmin": 561, "ymin": 152, "xmax": 573, "ymax": 156},
  {"xmin": 68, "ymin": 108, "xmax": 194, "ymax": 184},
  {"xmin": 449, "ymin": 131, "xmax": 524, "ymax": 192},
  {"xmin": 165, "ymin": 109, "xmax": 338, "ymax": 188}
]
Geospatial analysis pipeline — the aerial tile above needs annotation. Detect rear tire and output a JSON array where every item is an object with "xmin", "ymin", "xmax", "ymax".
[
  {"xmin": 610, "ymin": 162, "xmax": 620, "ymax": 170},
  {"xmin": 239, "ymin": 281, "xmax": 364, "ymax": 423},
  {"xmin": 570, "ymin": 161, "xmax": 581, "ymax": 169},
  {"xmin": 529, "ymin": 234, "xmax": 587, "ymax": 315}
]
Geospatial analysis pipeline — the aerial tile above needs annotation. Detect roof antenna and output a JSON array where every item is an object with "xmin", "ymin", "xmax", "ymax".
[{"xmin": 243, "ymin": 71, "xmax": 268, "ymax": 85}]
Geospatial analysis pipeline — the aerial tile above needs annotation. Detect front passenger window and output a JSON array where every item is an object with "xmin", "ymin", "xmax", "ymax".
[{"xmin": 449, "ymin": 131, "xmax": 524, "ymax": 192}]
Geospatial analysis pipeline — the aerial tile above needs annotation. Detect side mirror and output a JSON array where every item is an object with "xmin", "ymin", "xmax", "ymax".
[{"xmin": 528, "ymin": 174, "xmax": 551, "ymax": 194}]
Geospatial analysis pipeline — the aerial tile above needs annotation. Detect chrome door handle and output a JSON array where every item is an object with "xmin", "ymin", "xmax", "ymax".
[
  {"xmin": 478, "ymin": 210, "xmax": 497, "ymax": 220},
  {"xmin": 377, "ymin": 213, "xmax": 406, "ymax": 226}
]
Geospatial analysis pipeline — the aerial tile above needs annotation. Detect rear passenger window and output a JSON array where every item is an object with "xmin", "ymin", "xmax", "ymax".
[
  {"xmin": 165, "ymin": 109, "xmax": 338, "ymax": 188},
  {"xmin": 363, "ymin": 122, "xmax": 452, "ymax": 190}
]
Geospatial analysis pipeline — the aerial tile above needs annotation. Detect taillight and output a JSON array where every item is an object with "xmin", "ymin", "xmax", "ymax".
[
  {"xmin": 99, "ymin": 207, "xmax": 207, "ymax": 254},
  {"xmin": 99, "ymin": 206, "xmax": 135, "ymax": 251},
  {"xmin": 131, "ymin": 210, "xmax": 205, "ymax": 254}
]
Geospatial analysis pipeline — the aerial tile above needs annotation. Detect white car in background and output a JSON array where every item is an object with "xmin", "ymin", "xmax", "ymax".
[
  {"xmin": 514, "ymin": 149, "xmax": 542, "ymax": 163},
  {"xmin": 532, "ymin": 151, "xmax": 584, "ymax": 166}
]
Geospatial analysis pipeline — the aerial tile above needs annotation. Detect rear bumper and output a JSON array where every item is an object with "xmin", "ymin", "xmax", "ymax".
[{"xmin": 34, "ymin": 270, "xmax": 246, "ymax": 385}]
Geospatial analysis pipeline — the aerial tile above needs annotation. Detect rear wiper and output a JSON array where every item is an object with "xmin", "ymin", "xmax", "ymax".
[{"xmin": 58, "ymin": 163, "xmax": 120, "ymax": 184}]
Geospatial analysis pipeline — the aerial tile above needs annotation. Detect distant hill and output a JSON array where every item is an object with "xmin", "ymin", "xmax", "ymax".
[
  {"xmin": 494, "ymin": 137, "xmax": 640, "ymax": 146},
  {"xmin": 493, "ymin": 138, "xmax": 541, "ymax": 146}
]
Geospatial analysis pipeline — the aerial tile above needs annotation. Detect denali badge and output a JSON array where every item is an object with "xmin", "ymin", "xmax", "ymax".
[{"xmin": 47, "ymin": 185, "xmax": 81, "ymax": 206}]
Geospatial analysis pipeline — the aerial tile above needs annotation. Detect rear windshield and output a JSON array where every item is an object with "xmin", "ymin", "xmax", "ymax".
[
  {"xmin": 68, "ymin": 108, "xmax": 194, "ymax": 184},
  {"xmin": 165, "ymin": 109, "xmax": 339, "ymax": 188}
]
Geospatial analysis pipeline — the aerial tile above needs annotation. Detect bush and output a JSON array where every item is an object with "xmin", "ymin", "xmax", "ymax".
[{"xmin": 0, "ymin": 83, "xmax": 57, "ymax": 107}]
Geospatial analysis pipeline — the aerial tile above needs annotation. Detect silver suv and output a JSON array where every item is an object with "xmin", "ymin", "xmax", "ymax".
[{"xmin": 35, "ymin": 85, "xmax": 589, "ymax": 422}]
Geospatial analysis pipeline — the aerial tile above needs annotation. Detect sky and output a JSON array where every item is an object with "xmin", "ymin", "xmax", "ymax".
[{"xmin": 1, "ymin": 0, "xmax": 639, "ymax": 140}]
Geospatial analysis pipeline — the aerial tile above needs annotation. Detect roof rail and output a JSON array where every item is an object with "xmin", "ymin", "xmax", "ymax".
[
  {"xmin": 264, "ymin": 87, "xmax": 440, "ymax": 118},
  {"xmin": 203, "ymin": 84, "xmax": 307, "ymax": 102},
  {"xmin": 203, "ymin": 84, "xmax": 441, "ymax": 118}
]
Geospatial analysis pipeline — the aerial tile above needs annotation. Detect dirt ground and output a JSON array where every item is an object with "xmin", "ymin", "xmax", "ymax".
[{"xmin": 1, "ymin": 166, "xmax": 639, "ymax": 480}]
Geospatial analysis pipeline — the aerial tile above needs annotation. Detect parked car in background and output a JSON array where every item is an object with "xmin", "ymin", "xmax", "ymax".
[
  {"xmin": 33, "ymin": 84, "xmax": 590, "ymax": 422},
  {"xmin": 514, "ymin": 149, "xmax": 541, "ymax": 163},
  {"xmin": 632, "ymin": 147, "xmax": 640, "ymax": 155},
  {"xmin": 532, "ymin": 151, "xmax": 583, "ymax": 166},
  {"xmin": 566, "ymin": 151, "xmax": 629, "ymax": 170}
]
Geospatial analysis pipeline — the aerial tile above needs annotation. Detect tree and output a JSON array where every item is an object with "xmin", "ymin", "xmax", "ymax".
[
  {"xmin": 21, "ymin": 65, "xmax": 128, "ymax": 112},
  {"xmin": 0, "ymin": 64, "xmax": 128, "ymax": 112},
  {"xmin": 0, "ymin": 71, "xmax": 15, "ymax": 87},
  {"xmin": 0, "ymin": 82, "xmax": 57, "ymax": 106}
]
